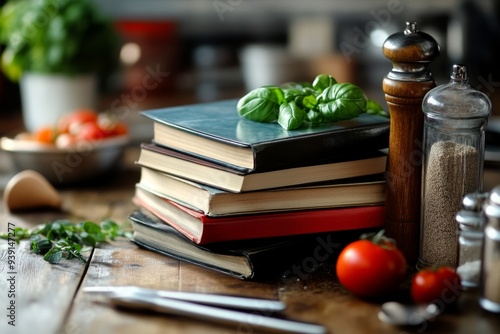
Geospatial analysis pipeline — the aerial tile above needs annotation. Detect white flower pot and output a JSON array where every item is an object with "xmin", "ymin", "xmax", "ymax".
[
  {"xmin": 240, "ymin": 44, "xmax": 305, "ymax": 91},
  {"xmin": 20, "ymin": 73, "xmax": 97, "ymax": 132}
]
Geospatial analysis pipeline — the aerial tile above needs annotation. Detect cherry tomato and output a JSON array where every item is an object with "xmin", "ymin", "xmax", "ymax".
[
  {"xmin": 58, "ymin": 109, "xmax": 98, "ymax": 134},
  {"xmin": 411, "ymin": 267, "xmax": 462, "ymax": 304},
  {"xmin": 28, "ymin": 109, "xmax": 127, "ymax": 147},
  {"xmin": 336, "ymin": 230, "xmax": 407, "ymax": 298},
  {"xmin": 75, "ymin": 122, "xmax": 108, "ymax": 141}
]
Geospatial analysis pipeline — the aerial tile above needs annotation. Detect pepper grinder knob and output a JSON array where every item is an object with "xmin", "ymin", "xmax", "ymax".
[
  {"xmin": 382, "ymin": 21, "xmax": 440, "ymax": 264},
  {"xmin": 383, "ymin": 21, "xmax": 440, "ymax": 81}
]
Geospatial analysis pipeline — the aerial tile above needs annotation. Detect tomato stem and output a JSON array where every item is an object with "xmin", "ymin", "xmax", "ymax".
[
  {"xmin": 372, "ymin": 229, "xmax": 386, "ymax": 244},
  {"xmin": 360, "ymin": 229, "xmax": 397, "ymax": 249}
]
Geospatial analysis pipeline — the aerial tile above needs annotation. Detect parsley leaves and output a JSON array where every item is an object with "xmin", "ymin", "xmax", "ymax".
[{"xmin": 0, "ymin": 219, "xmax": 132, "ymax": 264}]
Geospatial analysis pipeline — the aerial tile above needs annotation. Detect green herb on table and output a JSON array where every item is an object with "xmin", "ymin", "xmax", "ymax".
[
  {"xmin": 0, "ymin": 219, "xmax": 132, "ymax": 264},
  {"xmin": 237, "ymin": 73, "xmax": 388, "ymax": 130}
]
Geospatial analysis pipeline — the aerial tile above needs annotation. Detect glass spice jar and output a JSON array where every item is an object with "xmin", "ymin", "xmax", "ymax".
[
  {"xmin": 480, "ymin": 187, "xmax": 500, "ymax": 313},
  {"xmin": 418, "ymin": 64, "xmax": 491, "ymax": 269},
  {"xmin": 457, "ymin": 228, "xmax": 483, "ymax": 287},
  {"xmin": 456, "ymin": 192, "xmax": 488, "ymax": 288}
]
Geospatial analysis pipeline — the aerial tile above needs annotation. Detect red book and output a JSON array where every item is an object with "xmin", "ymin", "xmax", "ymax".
[{"xmin": 133, "ymin": 186, "xmax": 385, "ymax": 244}]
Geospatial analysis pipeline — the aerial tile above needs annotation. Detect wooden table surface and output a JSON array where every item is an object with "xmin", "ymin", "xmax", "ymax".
[{"xmin": 1, "ymin": 145, "xmax": 500, "ymax": 334}]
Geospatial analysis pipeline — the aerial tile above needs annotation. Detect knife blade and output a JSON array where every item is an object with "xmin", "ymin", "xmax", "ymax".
[
  {"xmin": 107, "ymin": 290, "xmax": 327, "ymax": 334},
  {"xmin": 82, "ymin": 285, "xmax": 286, "ymax": 312}
]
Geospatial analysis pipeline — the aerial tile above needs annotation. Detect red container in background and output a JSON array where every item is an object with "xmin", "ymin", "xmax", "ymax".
[{"xmin": 115, "ymin": 21, "xmax": 180, "ymax": 93}]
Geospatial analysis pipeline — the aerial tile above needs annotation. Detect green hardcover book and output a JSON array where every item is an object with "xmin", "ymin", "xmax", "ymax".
[{"xmin": 142, "ymin": 99, "xmax": 390, "ymax": 172}]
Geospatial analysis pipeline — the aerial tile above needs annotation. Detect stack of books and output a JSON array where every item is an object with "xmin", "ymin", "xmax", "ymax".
[{"xmin": 130, "ymin": 99, "xmax": 391, "ymax": 279}]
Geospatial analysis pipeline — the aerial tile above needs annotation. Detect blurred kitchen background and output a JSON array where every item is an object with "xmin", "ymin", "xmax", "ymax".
[{"xmin": 1, "ymin": 0, "xmax": 500, "ymax": 134}]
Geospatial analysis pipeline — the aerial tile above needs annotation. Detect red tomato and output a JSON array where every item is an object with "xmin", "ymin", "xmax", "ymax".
[
  {"xmin": 336, "ymin": 230, "xmax": 407, "ymax": 298},
  {"xmin": 58, "ymin": 109, "xmax": 98, "ymax": 134},
  {"xmin": 411, "ymin": 267, "xmax": 462, "ymax": 304},
  {"xmin": 75, "ymin": 122, "xmax": 108, "ymax": 141},
  {"xmin": 29, "ymin": 110, "xmax": 127, "ymax": 147}
]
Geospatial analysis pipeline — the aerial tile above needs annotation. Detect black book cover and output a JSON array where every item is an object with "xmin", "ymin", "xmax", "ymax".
[{"xmin": 129, "ymin": 209, "xmax": 370, "ymax": 280}]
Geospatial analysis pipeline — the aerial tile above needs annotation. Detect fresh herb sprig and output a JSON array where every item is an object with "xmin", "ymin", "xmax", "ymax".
[
  {"xmin": 0, "ymin": 219, "xmax": 132, "ymax": 264},
  {"xmin": 237, "ymin": 73, "xmax": 388, "ymax": 130}
]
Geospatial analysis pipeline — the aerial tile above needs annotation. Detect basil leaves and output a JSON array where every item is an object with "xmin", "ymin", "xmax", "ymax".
[
  {"xmin": 236, "ymin": 87, "xmax": 284, "ymax": 122},
  {"xmin": 318, "ymin": 83, "xmax": 367, "ymax": 122},
  {"xmin": 237, "ymin": 73, "xmax": 387, "ymax": 130}
]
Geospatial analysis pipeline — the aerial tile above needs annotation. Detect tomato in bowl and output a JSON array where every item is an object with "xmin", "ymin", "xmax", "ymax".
[{"xmin": 0, "ymin": 109, "xmax": 130, "ymax": 186}]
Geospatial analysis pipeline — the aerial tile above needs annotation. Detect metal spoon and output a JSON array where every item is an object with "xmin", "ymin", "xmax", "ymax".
[{"xmin": 378, "ymin": 301, "xmax": 442, "ymax": 326}]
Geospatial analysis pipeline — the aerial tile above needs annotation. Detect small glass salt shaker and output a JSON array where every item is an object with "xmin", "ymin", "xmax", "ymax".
[
  {"xmin": 419, "ymin": 64, "xmax": 491, "ymax": 269},
  {"xmin": 456, "ymin": 192, "xmax": 487, "ymax": 288},
  {"xmin": 480, "ymin": 187, "xmax": 500, "ymax": 313}
]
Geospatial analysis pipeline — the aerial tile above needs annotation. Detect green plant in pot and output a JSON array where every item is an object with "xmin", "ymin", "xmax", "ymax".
[{"xmin": 0, "ymin": 0, "xmax": 118, "ymax": 131}]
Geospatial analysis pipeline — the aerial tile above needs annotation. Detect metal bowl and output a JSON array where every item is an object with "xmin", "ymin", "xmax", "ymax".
[{"xmin": 0, "ymin": 135, "xmax": 129, "ymax": 186}]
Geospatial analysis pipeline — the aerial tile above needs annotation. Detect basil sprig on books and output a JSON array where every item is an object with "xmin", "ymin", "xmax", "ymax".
[{"xmin": 237, "ymin": 74, "xmax": 387, "ymax": 130}]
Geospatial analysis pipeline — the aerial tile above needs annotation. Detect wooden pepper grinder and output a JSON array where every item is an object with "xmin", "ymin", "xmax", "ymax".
[{"xmin": 382, "ymin": 22, "xmax": 440, "ymax": 264}]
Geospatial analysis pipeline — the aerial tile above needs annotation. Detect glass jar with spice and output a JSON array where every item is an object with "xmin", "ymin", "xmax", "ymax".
[
  {"xmin": 481, "ymin": 187, "xmax": 500, "ymax": 313},
  {"xmin": 456, "ymin": 192, "xmax": 488, "ymax": 288},
  {"xmin": 418, "ymin": 64, "xmax": 491, "ymax": 269}
]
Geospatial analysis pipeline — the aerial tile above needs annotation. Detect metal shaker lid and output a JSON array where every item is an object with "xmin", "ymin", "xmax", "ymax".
[
  {"xmin": 463, "ymin": 192, "xmax": 489, "ymax": 211},
  {"xmin": 484, "ymin": 186, "xmax": 500, "ymax": 221},
  {"xmin": 456, "ymin": 209, "xmax": 483, "ymax": 231},
  {"xmin": 451, "ymin": 64, "xmax": 468, "ymax": 81},
  {"xmin": 490, "ymin": 186, "xmax": 500, "ymax": 206}
]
